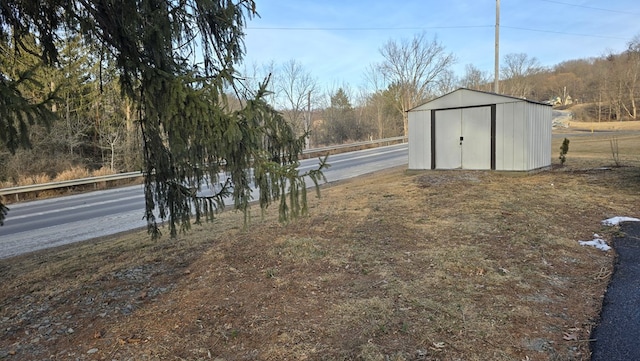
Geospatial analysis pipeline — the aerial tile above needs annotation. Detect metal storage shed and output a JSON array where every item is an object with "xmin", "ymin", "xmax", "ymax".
[{"xmin": 408, "ymin": 88, "xmax": 552, "ymax": 171}]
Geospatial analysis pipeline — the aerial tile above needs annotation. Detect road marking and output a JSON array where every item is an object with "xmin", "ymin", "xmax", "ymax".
[{"xmin": 6, "ymin": 195, "xmax": 144, "ymax": 221}]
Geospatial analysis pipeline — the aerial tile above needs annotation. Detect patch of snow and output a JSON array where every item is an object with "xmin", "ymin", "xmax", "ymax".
[
  {"xmin": 602, "ymin": 217, "xmax": 640, "ymax": 226},
  {"xmin": 579, "ymin": 234, "xmax": 611, "ymax": 251}
]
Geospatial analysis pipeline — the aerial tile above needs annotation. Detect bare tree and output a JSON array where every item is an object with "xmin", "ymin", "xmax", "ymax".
[
  {"xmin": 275, "ymin": 60, "xmax": 319, "ymax": 144},
  {"xmin": 240, "ymin": 60, "xmax": 277, "ymax": 105},
  {"xmin": 621, "ymin": 36, "xmax": 640, "ymax": 119},
  {"xmin": 500, "ymin": 53, "xmax": 544, "ymax": 98},
  {"xmin": 435, "ymin": 68, "xmax": 458, "ymax": 96},
  {"xmin": 98, "ymin": 123, "xmax": 122, "ymax": 171},
  {"xmin": 542, "ymin": 72, "xmax": 581, "ymax": 105},
  {"xmin": 459, "ymin": 64, "xmax": 492, "ymax": 91},
  {"xmin": 553, "ymin": 59, "xmax": 596, "ymax": 103},
  {"xmin": 362, "ymin": 65, "xmax": 388, "ymax": 139},
  {"xmin": 376, "ymin": 32, "xmax": 456, "ymax": 136},
  {"xmin": 359, "ymin": 65, "xmax": 407, "ymax": 140},
  {"xmin": 363, "ymin": 88, "xmax": 403, "ymax": 139},
  {"xmin": 597, "ymin": 52, "xmax": 627, "ymax": 121},
  {"xmin": 121, "ymin": 96, "xmax": 142, "ymax": 171}
]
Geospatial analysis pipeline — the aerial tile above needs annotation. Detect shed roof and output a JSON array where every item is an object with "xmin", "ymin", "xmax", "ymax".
[{"xmin": 408, "ymin": 88, "xmax": 551, "ymax": 112}]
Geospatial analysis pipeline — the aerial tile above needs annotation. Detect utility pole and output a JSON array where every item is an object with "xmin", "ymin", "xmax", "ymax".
[
  {"xmin": 494, "ymin": 0, "xmax": 500, "ymax": 93},
  {"xmin": 306, "ymin": 91, "xmax": 311, "ymax": 149}
]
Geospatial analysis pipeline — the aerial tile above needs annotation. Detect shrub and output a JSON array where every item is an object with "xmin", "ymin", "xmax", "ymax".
[
  {"xmin": 559, "ymin": 138, "xmax": 570, "ymax": 165},
  {"xmin": 54, "ymin": 167, "xmax": 90, "ymax": 182}
]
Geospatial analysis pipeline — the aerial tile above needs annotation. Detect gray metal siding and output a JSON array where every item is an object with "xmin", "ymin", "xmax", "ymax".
[
  {"xmin": 496, "ymin": 102, "xmax": 527, "ymax": 171},
  {"xmin": 525, "ymin": 102, "xmax": 552, "ymax": 170},
  {"xmin": 496, "ymin": 103, "xmax": 511, "ymax": 170},
  {"xmin": 513, "ymin": 101, "xmax": 527, "ymax": 170},
  {"xmin": 408, "ymin": 110, "xmax": 431, "ymax": 169}
]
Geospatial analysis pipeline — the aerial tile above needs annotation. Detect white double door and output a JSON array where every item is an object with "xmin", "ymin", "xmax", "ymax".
[{"xmin": 434, "ymin": 106, "xmax": 492, "ymax": 170}]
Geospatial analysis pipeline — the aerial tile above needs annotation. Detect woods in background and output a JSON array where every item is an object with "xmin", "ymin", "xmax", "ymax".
[{"xmin": 2, "ymin": 13, "xmax": 640, "ymax": 189}]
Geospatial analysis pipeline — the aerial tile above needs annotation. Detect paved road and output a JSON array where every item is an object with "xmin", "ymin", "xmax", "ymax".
[
  {"xmin": 0, "ymin": 144, "xmax": 409, "ymax": 259},
  {"xmin": 591, "ymin": 221, "xmax": 640, "ymax": 360}
]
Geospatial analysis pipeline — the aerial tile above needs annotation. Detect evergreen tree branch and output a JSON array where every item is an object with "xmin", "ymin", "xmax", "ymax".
[
  {"xmin": 0, "ymin": 202, "xmax": 7, "ymax": 226},
  {"xmin": 1, "ymin": 0, "xmax": 328, "ymax": 237}
]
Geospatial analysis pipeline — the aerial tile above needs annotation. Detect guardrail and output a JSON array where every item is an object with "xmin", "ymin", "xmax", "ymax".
[
  {"xmin": 0, "ymin": 136, "xmax": 407, "ymax": 202},
  {"xmin": 302, "ymin": 136, "xmax": 406, "ymax": 155},
  {"xmin": 0, "ymin": 171, "xmax": 145, "ymax": 202}
]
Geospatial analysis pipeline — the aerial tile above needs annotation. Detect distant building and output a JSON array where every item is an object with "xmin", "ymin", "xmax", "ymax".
[{"xmin": 549, "ymin": 95, "xmax": 574, "ymax": 106}]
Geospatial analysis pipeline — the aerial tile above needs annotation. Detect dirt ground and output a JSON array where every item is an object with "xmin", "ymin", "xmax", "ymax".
[{"xmin": 2, "ymin": 134, "xmax": 640, "ymax": 360}]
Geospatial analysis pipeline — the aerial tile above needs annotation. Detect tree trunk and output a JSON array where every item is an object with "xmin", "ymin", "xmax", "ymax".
[
  {"xmin": 377, "ymin": 105, "xmax": 384, "ymax": 139},
  {"xmin": 630, "ymin": 86, "xmax": 637, "ymax": 120},
  {"xmin": 110, "ymin": 141, "xmax": 115, "ymax": 171},
  {"xmin": 598, "ymin": 90, "xmax": 602, "ymax": 122},
  {"xmin": 402, "ymin": 107, "xmax": 409, "ymax": 138}
]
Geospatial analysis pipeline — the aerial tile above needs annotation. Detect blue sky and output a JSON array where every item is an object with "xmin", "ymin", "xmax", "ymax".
[{"xmin": 242, "ymin": 0, "xmax": 640, "ymax": 90}]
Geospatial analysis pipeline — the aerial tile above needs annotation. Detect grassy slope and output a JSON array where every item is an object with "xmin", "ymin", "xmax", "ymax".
[{"xmin": 1, "ymin": 133, "xmax": 640, "ymax": 360}]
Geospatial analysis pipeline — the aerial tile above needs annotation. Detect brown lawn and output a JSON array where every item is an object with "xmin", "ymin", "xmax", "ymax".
[{"xmin": 2, "ymin": 132, "xmax": 640, "ymax": 360}]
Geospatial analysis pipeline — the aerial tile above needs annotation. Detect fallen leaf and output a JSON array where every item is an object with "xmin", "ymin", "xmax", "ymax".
[{"xmin": 563, "ymin": 332, "xmax": 578, "ymax": 341}]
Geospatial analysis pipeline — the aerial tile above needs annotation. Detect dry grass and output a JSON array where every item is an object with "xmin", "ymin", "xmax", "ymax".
[
  {"xmin": 567, "ymin": 120, "xmax": 640, "ymax": 132},
  {"xmin": 1, "ymin": 166, "xmax": 116, "ymax": 188},
  {"xmin": 556, "ymin": 133, "xmax": 640, "ymax": 168},
  {"xmin": 90, "ymin": 166, "xmax": 116, "ymax": 177},
  {"xmin": 2, "ymin": 133, "xmax": 640, "ymax": 360},
  {"xmin": 53, "ymin": 166, "xmax": 92, "ymax": 182},
  {"xmin": 0, "ymin": 173, "xmax": 52, "ymax": 188}
]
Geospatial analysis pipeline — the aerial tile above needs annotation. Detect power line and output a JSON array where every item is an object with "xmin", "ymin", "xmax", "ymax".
[
  {"xmin": 535, "ymin": 0, "xmax": 640, "ymax": 16},
  {"xmin": 248, "ymin": 24, "xmax": 632, "ymax": 41},
  {"xmin": 247, "ymin": 25, "xmax": 493, "ymax": 31},
  {"xmin": 503, "ymin": 26, "xmax": 630, "ymax": 40},
  {"xmin": 247, "ymin": 1, "xmax": 638, "ymax": 41}
]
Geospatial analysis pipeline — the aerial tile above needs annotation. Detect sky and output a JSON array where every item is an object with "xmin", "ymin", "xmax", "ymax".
[{"xmin": 242, "ymin": 0, "xmax": 640, "ymax": 91}]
